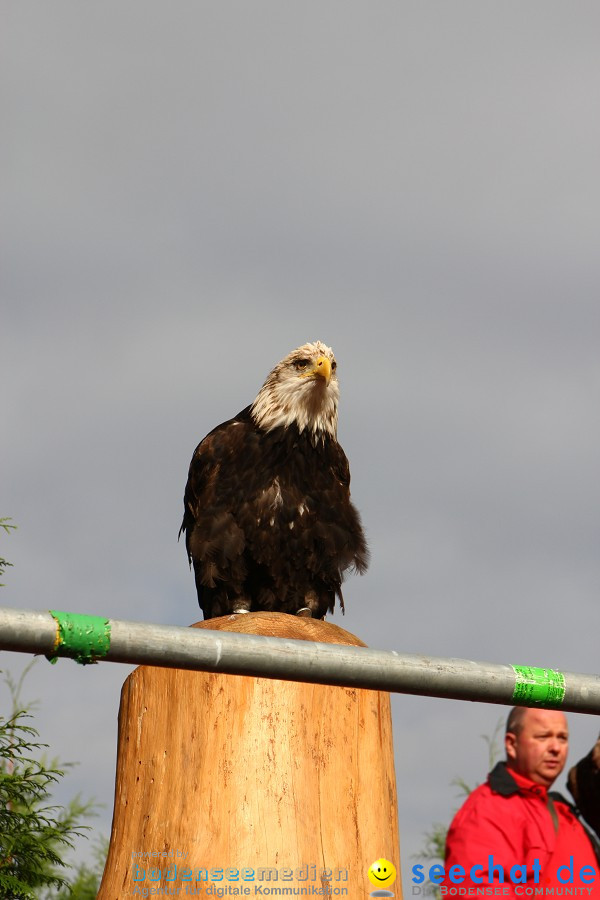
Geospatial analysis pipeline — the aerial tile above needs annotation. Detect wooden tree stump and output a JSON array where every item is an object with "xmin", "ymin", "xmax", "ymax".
[{"xmin": 98, "ymin": 612, "xmax": 401, "ymax": 898}]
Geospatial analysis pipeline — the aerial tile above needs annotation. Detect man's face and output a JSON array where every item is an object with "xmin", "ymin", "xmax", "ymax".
[{"xmin": 505, "ymin": 709, "xmax": 569, "ymax": 787}]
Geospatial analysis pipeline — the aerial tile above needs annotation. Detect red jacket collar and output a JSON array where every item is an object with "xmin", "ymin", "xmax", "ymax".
[
  {"xmin": 507, "ymin": 766, "xmax": 549, "ymax": 798},
  {"xmin": 488, "ymin": 761, "xmax": 549, "ymax": 799}
]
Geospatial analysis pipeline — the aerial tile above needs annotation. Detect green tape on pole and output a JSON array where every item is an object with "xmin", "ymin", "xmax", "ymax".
[
  {"xmin": 511, "ymin": 665, "xmax": 566, "ymax": 706},
  {"xmin": 47, "ymin": 610, "xmax": 111, "ymax": 665}
]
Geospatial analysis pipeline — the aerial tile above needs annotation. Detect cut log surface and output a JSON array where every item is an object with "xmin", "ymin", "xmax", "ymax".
[{"xmin": 98, "ymin": 612, "xmax": 401, "ymax": 898}]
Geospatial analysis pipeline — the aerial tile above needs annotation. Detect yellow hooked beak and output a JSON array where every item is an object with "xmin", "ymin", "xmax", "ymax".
[{"xmin": 309, "ymin": 355, "xmax": 332, "ymax": 385}]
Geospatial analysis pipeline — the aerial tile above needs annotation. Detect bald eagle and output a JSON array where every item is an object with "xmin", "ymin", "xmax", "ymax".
[{"xmin": 180, "ymin": 341, "xmax": 368, "ymax": 620}]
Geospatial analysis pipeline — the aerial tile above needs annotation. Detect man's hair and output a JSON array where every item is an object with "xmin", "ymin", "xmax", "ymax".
[{"xmin": 506, "ymin": 706, "xmax": 527, "ymax": 736}]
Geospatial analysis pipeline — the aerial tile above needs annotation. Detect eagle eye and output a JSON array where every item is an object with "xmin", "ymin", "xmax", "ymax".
[
  {"xmin": 294, "ymin": 358, "xmax": 310, "ymax": 370},
  {"xmin": 331, "ymin": 360, "xmax": 337, "ymax": 370}
]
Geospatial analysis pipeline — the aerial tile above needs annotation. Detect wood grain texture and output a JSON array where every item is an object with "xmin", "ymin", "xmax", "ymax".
[{"xmin": 98, "ymin": 613, "xmax": 401, "ymax": 898}]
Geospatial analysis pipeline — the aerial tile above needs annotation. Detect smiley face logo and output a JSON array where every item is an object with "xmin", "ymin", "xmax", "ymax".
[{"xmin": 368, "ymin": 858, "xmax": 397, "ymax": 889}]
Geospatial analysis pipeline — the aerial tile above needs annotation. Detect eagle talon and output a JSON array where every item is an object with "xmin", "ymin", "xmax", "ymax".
[
  {"xmin": 296, "ymin": 607, "xmax": 313, "ymax": 618},
  {"xmin": 232, "ymin": 608, "xmax": 250, "ymax": 615}
]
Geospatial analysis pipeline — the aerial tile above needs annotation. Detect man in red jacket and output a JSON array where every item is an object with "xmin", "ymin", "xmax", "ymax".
[{"xmin": 443, "ymin": 707, "xmax": 599, "ymax": 898}]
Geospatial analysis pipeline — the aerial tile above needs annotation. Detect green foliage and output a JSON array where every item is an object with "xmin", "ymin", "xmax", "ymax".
[
  {"xmin": 0, "ymin": 519, "xmax": 107, "ymax": 896},
  {"xmin": 0, "ymin": 664, "xmax": 107, "ymax": 898},
  {"xmin": 41, "ymin": 836, "xmax": 110, "ymax": 900},
  {"xmin": 413, "ymin": 717, "xmax": 505, "ymax": 896},
  {"xmin": 0, "ymin": 708, "xmax": 74, "ymax": 897},
  {"xmin": 416, "ymin": 821, "xmax": 448, "ymax": 897},
  {"xmin": 450, "ymin": 716, "xmax": 504, "ymax": 800},
  {"xmin": 0, "ymin": 518, "xmax": 16, "ymax": 586}
]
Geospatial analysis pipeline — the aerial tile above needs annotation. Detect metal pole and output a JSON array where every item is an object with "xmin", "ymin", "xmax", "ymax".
[{"xmin": 1, "ymin": 605, "xmax": 599, "ymax": 714}]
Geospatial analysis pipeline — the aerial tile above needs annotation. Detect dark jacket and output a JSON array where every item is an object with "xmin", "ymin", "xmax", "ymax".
[{"xmin": 568, "ymin": 747, "xmax": 600, "ymax": 837}]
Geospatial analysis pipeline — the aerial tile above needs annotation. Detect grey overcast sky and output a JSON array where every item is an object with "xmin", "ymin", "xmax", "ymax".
[{"xmin": 2, "ymin": 1, "xmax": 600, "ymax": 888}]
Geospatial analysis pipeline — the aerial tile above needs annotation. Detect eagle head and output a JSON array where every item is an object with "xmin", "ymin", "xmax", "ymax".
[{"xmin": 250, "ymin": 341, "xmax": 339, "ymax": 438}]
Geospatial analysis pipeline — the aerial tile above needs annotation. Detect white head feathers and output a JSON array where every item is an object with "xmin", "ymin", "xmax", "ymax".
[{"xmin": 250, "ymin": 341, "xmax": 339, "ymax": 439}]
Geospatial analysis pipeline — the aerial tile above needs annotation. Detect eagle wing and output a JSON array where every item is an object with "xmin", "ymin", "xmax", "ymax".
[{"xmin": 180, "ymin": 404, "xmax": 256, "ymax": 567}]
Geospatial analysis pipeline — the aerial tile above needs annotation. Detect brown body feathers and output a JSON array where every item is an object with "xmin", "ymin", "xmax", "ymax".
[{"xmin": 180, "ymin": 342, "xmax": 368, "ymax": 619}]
